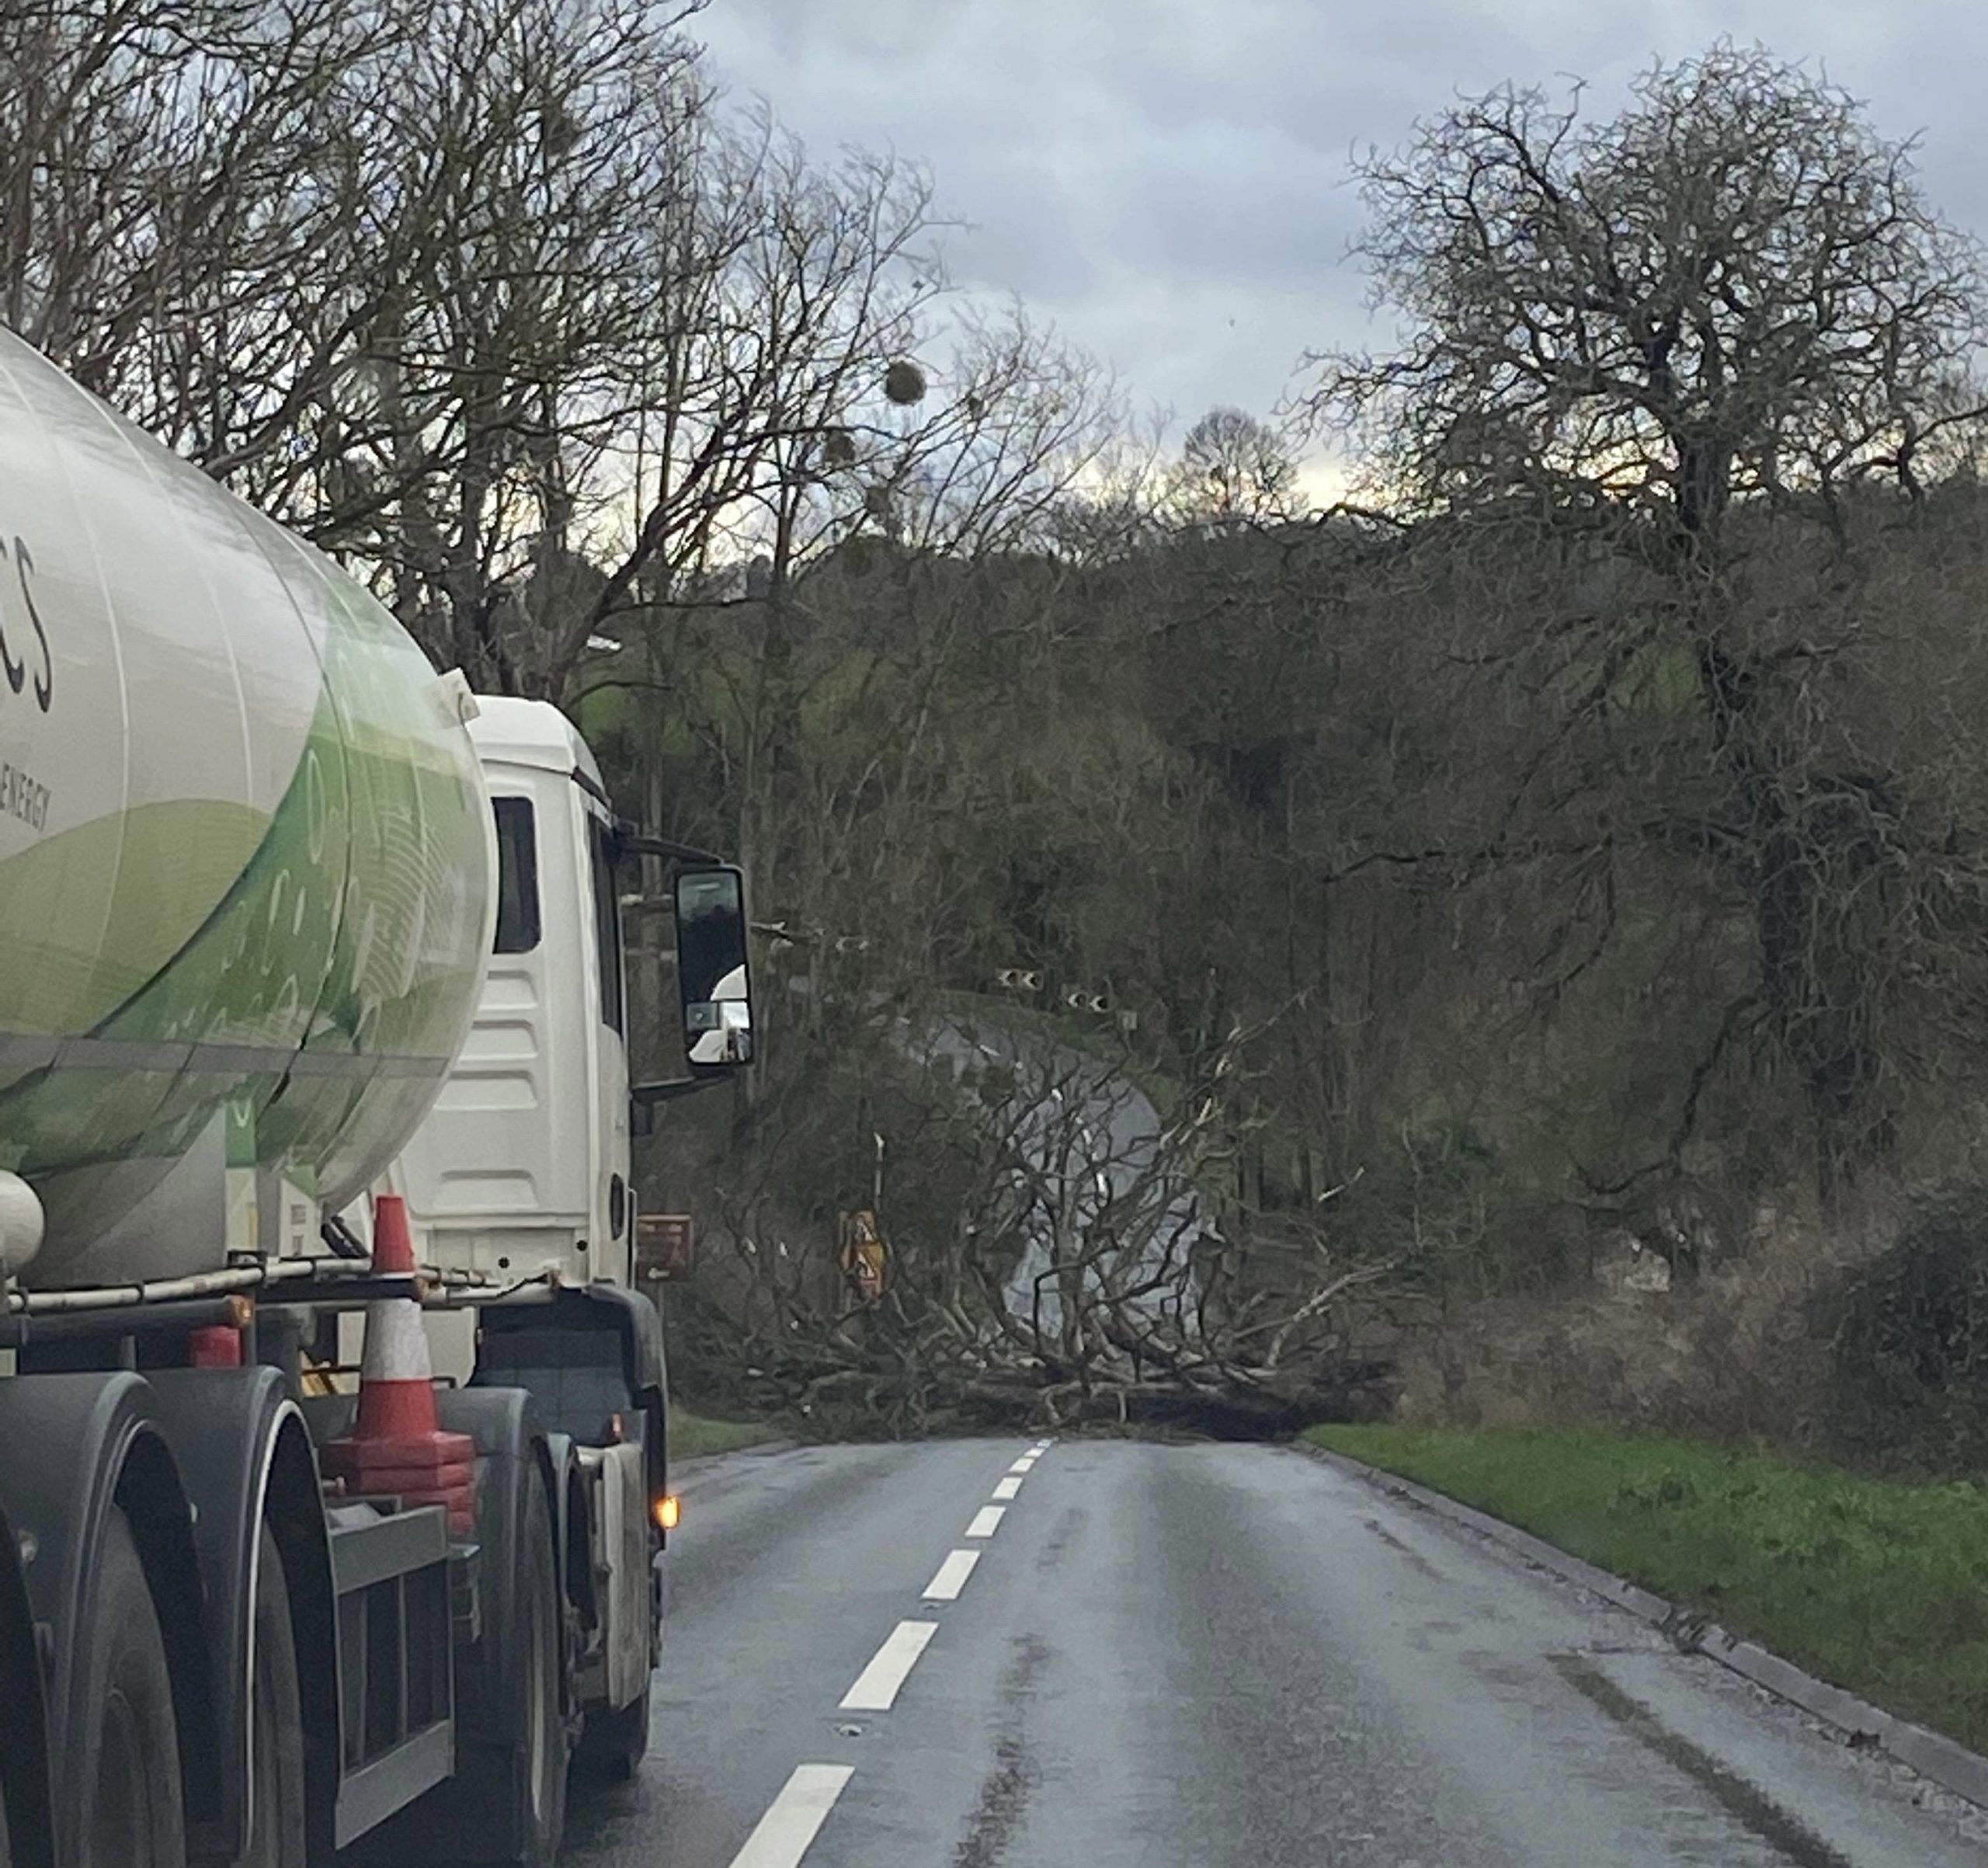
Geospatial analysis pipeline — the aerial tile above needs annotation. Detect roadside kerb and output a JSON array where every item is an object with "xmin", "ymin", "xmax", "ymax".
[{"xmin": 1296, "ymin": 1438, "xmax": 1988, "ymax": 1811}]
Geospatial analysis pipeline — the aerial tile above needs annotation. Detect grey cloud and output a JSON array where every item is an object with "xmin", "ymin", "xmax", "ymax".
[{"xmin": 694, "ymin": 0, "xmax": 1988, "ymax": 439}]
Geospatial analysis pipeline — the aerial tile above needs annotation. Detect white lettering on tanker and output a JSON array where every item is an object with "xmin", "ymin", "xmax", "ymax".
[{"xmin": 0, "ymin": 759, "xmax": 49, "ymax": 832}]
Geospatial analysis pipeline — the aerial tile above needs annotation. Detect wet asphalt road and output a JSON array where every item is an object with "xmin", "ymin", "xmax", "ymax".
[{"xmin": 559, "ymin": 1437, "xmax": 1988, "ymax": 1867}]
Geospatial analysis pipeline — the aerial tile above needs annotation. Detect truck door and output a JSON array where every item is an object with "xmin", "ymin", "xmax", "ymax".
[{"xmin": 584, "ymin": 809, "xmax": 633, "ymax": 1284}]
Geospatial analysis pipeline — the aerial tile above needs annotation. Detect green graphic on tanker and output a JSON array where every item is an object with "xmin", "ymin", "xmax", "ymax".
[{"xmin": 0, "ymin": 565, "xmax": 488, "ymax": 1195}]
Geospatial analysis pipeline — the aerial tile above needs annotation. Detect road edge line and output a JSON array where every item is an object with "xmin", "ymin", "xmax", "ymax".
[{"xmin": 1291, "ymin": 1438, "xmax": 1988, "ymax": 1813}]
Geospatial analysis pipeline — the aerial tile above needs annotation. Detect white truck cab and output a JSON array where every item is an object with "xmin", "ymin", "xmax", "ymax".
[{"xmin": 394, "ymin": 697, "xmax": 634, "ymax": 1293}]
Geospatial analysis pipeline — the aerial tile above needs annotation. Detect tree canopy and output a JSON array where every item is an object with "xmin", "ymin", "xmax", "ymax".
[{"xmin": 1302, "ymin": 43, "xmax": 1988, "ymax": 541}]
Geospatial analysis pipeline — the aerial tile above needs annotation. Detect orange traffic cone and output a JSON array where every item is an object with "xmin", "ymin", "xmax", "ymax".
[{"xmin": 320, "ymin": 1195, "xmax": 477, "ymax": 1535}]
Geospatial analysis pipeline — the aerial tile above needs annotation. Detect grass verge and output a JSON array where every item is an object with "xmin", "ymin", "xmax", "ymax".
[
  {"xmin": 670, "ymin": 1405, "xmax": 784, "ymax": 1461},
  {"xmin": 1307, "ymin": 1423, "xmax": 1988, "ymax": 1755}
]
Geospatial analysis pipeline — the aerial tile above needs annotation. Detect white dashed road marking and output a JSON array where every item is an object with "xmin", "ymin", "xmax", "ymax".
[
  {"xmin": 840, "ymin": 1619, "xmax": 939, "ymax": 1712},
  {"xmin": 923, "ymin": 1548, "xmax": 981, "ymax": 1600},
  {"xmin": 728, "ymin": 1764, "xmax": 854, "ymax": 1868},
  {"xmin": 736, "ymin": 1444, "xmax": 1060, "ymax": 1859}
]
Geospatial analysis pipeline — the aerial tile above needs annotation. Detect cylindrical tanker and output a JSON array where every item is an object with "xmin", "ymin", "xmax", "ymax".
[{"xmin": 0, "ymin": 329, "xmax": 494, "ymax": 1287}]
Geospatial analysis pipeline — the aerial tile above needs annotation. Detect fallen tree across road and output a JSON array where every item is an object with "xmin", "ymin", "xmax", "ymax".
[{"xmin": 667, "ymin": 1018, "xmax": 1409, "ymax": 1435}]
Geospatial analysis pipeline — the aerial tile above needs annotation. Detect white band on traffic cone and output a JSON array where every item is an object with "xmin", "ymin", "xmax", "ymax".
[{"xmin": 359, "ymin": 1296, "xmax": 432, "ymax": 1385}]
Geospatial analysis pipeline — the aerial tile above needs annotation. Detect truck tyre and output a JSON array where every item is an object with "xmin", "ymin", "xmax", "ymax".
[
  {"xmin": 74, "ymin": 1508, "xmax": 185, "ymax": 1868},
  {"xmin": 238, "ymin": 1529, "xmax": 307, "ymax": 1868},
  {"xmin": 575, "ymin": 1681, "xmax": 650, "ymax": 1783},
  {"xmin": 502, "ymin": 1479, "xmax": 565, "ymax": 1866},
  {"xmin": 351, "ymin": 1463, "xmax": 567, "ymax": 1868}
]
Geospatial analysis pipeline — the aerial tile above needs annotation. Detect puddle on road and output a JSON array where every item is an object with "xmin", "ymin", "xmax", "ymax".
[
  {"xmin": 1550, "ymin": 1651, "xmax": 1858, "ymax": 1868},
  {"xmin": 1034, "ymin": 1507, "xmax": 1086, "ymax": 1575},
  {"xmin": 1363, "ymin": 1515, "xmax": 1448, "ymax": 1582},
  {"xmin": 952, "ymin": 1632, "xmax": 1051, "ymax": 1868}
]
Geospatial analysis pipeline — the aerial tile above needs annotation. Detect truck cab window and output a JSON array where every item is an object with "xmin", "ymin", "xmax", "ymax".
[
  {"xmin": 589, "ymin": 815, "xmax": 625, "ymax": 1034},
  {"xmin": 492, "ymin": 795, "xmax": 541, "ymax": 954}
]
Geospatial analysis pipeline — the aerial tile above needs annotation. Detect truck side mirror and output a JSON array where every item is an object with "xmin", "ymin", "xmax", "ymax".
[{"xmin": 674, "ymin": 866, "xmax": 755, "ymax": 1070}]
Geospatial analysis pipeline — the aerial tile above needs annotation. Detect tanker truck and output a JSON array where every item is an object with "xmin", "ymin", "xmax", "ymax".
[{"xmin": 0, "ymin": 326, "xmax": 756, "ymax": 1867}]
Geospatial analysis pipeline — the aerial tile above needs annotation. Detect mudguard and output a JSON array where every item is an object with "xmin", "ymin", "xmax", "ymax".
[
  {"xmin": 145, "ymin": 1367, "xmax": 339, "ymax": 1865},
  {"xmin": 0, "ymin": 1372, "xmax": 214, "ymax": 1861}
]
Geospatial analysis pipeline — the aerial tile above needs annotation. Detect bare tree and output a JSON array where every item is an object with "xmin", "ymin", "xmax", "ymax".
[
  {"xmin": 0, "ymin": 0, "xmax": 422, "ymax": 482},
  {"xmin": 1299, "ymin": 42, "xmax": 1988, "ymax": 545},
  {"xmin": 1168, "ymin": 405, "xmax": 1299, "ymax": 526},
  {"xmin": 598, "ymin": 291, "xmax": 1126, "ymax": 1095},
  {"xmin": 294, "ymin": 0, "xmax": 712, "ymax": 690},
  {"xmin": 1293, "ymin": 44, "xmax": 1988, "ymax": 1203}
]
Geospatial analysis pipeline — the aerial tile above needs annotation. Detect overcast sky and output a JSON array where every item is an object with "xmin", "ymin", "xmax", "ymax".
[{"xmin": 691, "ymin": 0, "xmax": 1988, "ymax": 459}]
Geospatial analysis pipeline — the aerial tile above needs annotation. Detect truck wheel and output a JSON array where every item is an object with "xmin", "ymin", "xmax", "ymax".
[
  {"xmin": 358, "ymin": 1477, "xmax": 567, "ymax": 1868},
  {"xmin": 238, "ymin": 1529, "xmax": 307, "ymax": 1868},
  {"xmin": 575, "ymin": 1682, "xmax": 651, "ymax": 1782},
  {"xmin": 496, "ymin": 1481, "xmax": 565, "ymax": 1867},
  {"xmin": 74, "ymin": 1508, "xmax": 185, "ymax": 1868}
]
